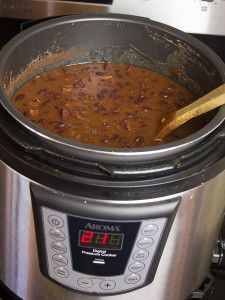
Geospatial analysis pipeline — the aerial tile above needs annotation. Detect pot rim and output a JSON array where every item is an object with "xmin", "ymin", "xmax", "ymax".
[{"xmin": 0, "ymin": 13, "xmax": 225, "ymax": 164}]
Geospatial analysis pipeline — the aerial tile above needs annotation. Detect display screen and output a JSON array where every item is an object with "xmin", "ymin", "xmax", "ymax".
[{"xmin": 79, "ymin": 230, "xmax": 124, "ymax": 250}]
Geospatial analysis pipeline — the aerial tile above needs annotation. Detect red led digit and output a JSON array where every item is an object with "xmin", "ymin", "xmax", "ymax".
[
  {"xmin": 101, "ymin": 233, "xmax": 108, "ymax": 244},
  {"xmin": 95, "ymin": 233, "xmax": 109, "ymax": 244},
  {"xmin": 80, "ymin": 231, "xmax": 94, "ymax": 244}
]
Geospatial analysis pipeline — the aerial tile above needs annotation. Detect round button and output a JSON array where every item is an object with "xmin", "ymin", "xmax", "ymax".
[
  {"xmin": 52, "ymin": 254, "xmax": 68, "ymax": 266},
  {"xmin": 128, "ymin": 262, "xmax": 145, "ymax": 273},
  {"xmin": 48, "ymin": 215, "xmax": 64, "ymax": 228},
  {"xmin": 133, "ymin": 250, "xmax": 149, "ymax": 261},
  {"xmin": 51, "ymin": 242, "xmax": 67, "ymax": 254},
  {"xmin": 49, "ymin": 228, "xmax": 66, "ymax": 241},
  {"xmin": 99, "ymin": 280, "xmax": 116, "ymax": 290},
  {"xmin": 77, "ymin": 278, "xmax": 93, "ymax": 289},
  {"xmin": 137, "ymin": 237, "xmax": 154, "ymax": 249},
  {"xmin": 142, "ymin": 224, "xmax": 158, "ymax": 237},
  {"xmin": 125, "ymin": 274, "xmax": 141, "ymax": 284},
  {"xmin": 54, "ymin": 266, "xmax": 69, "ymax": 278}
]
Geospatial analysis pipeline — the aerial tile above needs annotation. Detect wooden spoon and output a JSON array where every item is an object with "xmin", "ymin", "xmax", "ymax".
[{"xmin": 155, "ymin": 83, "xmax": 225, "ymax": 141}]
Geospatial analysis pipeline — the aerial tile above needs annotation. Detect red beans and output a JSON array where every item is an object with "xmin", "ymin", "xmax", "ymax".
[
  {"xmin": 14, "ymin": 94, "xmax": 25, "ymax": 101},
  {"xmin": 135, "ymin": 136, "xmax": 144, "ymax": 145},
  {"xmin": 12, "ymin": 62, "xmax": 200, "ymax": 148}
]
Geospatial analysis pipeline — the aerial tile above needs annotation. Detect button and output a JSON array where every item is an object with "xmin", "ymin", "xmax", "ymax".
[
  {"xmin": 54, "ymin": 266, "xmax": 69, "ymax": 278},
  {"xmin": 52, "ymin": 254, "xmax": 68, "ymax": 266},
  {"xmin": 99, "ymin": 280, "xmax": 116, "ymax": 290},
  {"xmin": 77, "ymin": 278, "xmax": 93, "ymax": 289},
  {"xmin": 137, "ymin": 237, "xmax": 154, "ymax": 249},
  {"xmin": 142, "ymin": 224, "xmax": 158, "ymax": 236},
  {"xmin": 133, "ymin": 250, "xmax": 149, "ymax": 261},
  {"xmin": 48, "ymin": 215, "xmax": 64, "ymax": 228},
  {"xmin": 129, "ymin": 262, "xmax": 145, "ymax": 273},
  {"xmin": 49, "ymin": 228, "xmax": 66, "ymax": 241},
  {"xmin": 125, "ymin": 274, "xmax": 141, "ymax": 284},
  {"xmin": 51, "ymin": 242, "xmax": 67, "ymax": 254}
]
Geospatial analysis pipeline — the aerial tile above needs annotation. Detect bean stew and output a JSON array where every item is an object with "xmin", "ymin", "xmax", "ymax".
[{"xmin": 12, "ymin": 62, "xmax": 205, "ymax": 148}]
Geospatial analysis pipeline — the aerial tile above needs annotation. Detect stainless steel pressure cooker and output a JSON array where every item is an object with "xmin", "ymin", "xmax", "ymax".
[{"xmin": 0, "ymin": 14, "xmax": 225, "ymax": 300}]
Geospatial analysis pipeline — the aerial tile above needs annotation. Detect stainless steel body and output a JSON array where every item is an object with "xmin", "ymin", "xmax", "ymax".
[
  {"xmin": 0, "ymin": 0, "xmax": 225, "ymax": 35},
  {"xmin": 0, "ymin": 159, "xmax": 225, "ymax": 300}
]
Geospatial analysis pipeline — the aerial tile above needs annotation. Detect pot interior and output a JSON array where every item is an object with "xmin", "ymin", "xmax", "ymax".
[{"xmin": 2, "ymin": 16, "xmax": 223, "ymax": 97}]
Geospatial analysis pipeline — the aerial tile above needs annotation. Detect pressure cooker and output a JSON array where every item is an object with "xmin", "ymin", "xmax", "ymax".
[{"xmin": 0, "ymin": 14, "xmax": 225, "ymax": 300}]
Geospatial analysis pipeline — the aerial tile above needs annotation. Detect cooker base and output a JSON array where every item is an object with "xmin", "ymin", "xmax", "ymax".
[{"xmin": 0, "ymin": 275, "xmax": 217, "ymax": 300}]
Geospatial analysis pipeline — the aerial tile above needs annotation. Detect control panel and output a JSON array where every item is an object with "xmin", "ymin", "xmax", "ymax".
[
  {"xmin": 1, "ymin": 0, "xmax": 225, "ymax": 35},
  {"xmin": 42, "ymin": 207, "xmax": 167, "ymax": 295}
]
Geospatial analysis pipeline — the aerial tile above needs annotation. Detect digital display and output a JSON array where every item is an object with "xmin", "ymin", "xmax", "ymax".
[{"xmin": 79, "ymin": 230, "xmax": 124, "ymax": 250}]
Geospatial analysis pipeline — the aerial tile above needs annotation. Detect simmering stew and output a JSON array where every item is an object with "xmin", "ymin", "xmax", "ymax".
[{"xmin": 12, "ymin": 63, "xmax": 203, "ymax": 148}]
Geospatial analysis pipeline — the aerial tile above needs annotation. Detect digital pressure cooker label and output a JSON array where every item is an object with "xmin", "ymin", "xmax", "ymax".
[{"xmin": 41, "ymin": 207, "xmax": 168, "ymax": 295}]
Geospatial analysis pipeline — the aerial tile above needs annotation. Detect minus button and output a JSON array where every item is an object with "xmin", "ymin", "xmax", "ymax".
[{"xmin": 77, "ymin": 278, "xmax": 93, "ymax": 288}]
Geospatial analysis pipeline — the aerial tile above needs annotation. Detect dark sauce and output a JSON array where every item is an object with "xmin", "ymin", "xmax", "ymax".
[{"xmin": 12, "ymin": 63, "xmax": 204, "ymax": 148}]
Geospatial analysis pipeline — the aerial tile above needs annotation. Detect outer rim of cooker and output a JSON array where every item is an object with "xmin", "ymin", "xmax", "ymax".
[{"xmin": 0, "ymin": 13, "xmax": 225, "ymax": 164}]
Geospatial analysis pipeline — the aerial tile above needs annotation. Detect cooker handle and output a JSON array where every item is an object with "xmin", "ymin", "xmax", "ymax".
[
  {"xmin": 188, "ymin": 274, "xmax": 214, "ymax": 299},
  {"xmin": 211, "ymin": 238, "xmax": 225, "ymax": 279}
]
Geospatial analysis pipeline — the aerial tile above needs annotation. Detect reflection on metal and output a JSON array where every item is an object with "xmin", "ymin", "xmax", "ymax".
[{"xmin": 1, "ymin": 0, "xmax": 225, "ymax": 35}]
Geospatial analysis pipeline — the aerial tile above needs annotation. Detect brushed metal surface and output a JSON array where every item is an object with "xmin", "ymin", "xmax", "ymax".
[
  {"xmin": 1, "ymin": 0, "xmax": 225, "ymax": 35},
  {"xmin": 0, "ymin": 160, "xmax": 225, "ymax": 300}
]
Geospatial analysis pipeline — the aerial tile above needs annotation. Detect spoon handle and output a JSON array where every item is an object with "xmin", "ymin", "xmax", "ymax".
[{"xmin": 155, "ymin": 83, "xmax": 225, "ymax": 140}]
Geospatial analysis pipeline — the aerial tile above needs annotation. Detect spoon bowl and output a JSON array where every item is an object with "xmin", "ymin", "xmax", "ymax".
[{"xmin": 155, "ymin": 83, "xmax": 225, "ymax": 141}]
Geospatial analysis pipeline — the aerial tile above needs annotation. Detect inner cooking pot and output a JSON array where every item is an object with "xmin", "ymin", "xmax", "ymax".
[{"xmin": 0, "ymin": 14, "xmax": 225, "ymax": 164}]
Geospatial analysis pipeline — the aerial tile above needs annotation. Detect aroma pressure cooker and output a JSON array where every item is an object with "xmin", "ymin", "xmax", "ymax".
[{"xmin": 0, "ymin": 14, "xmax": 225, "ymax": 300}]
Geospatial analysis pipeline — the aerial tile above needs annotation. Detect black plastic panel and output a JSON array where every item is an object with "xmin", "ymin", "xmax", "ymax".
[{"xmin": 68, "ymin": 216, "xmax": 140, "ymax": 276}]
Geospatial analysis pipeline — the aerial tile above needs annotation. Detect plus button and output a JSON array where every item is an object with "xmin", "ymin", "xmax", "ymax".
[{"xmin": 99, "ymin": 280, "xmax": 116, "ymax": 290}]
